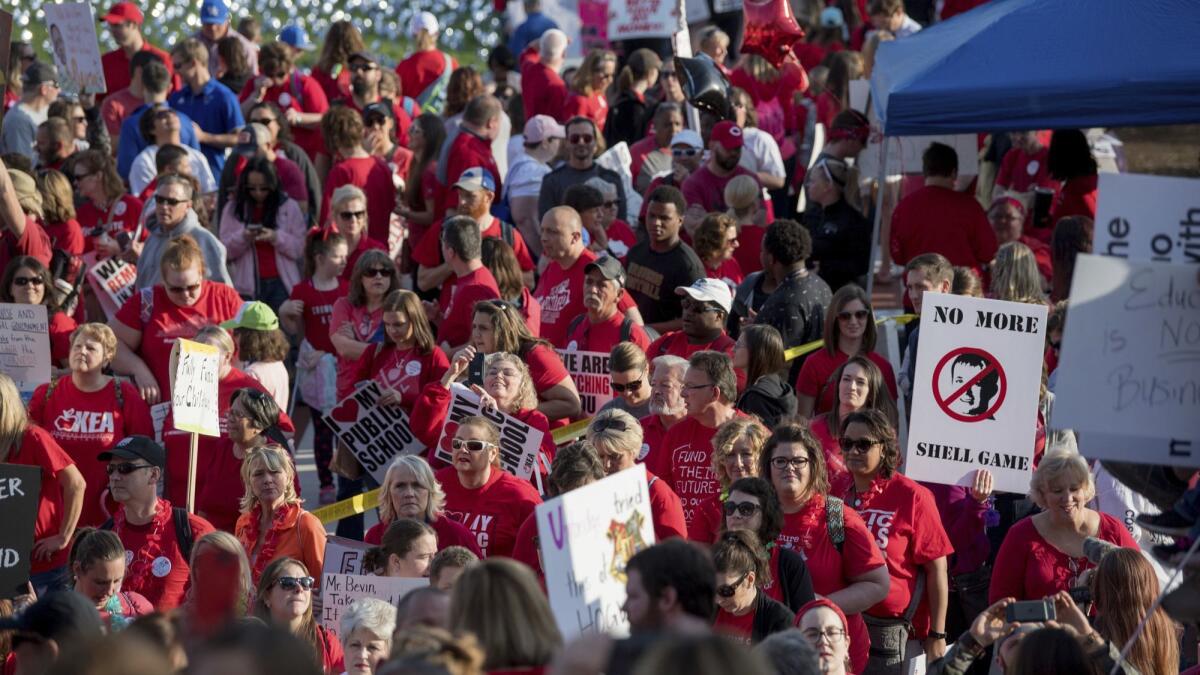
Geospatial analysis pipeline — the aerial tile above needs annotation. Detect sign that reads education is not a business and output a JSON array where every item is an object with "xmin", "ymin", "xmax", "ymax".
[
  {"xmin": 0, "ymin": 464, "xmax": 41, "ymax": 600},
  {"xmin": 557, "ymin": 348, "xmax": 615, "ymax": 416},
  {"xmin": 433, "ymin": 384, "xmax": 543, "ymax": 480},
  {"xmin": 323, "ymin": 381, "xmax": 425, "ymax": 484},
  {"xmin": 905, "ymin": 293, "xmax": 1047, "ymax": 494}
]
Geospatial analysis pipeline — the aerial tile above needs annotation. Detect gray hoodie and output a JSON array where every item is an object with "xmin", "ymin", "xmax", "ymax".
[{"xmin": 134, "ymin": 209, "xmax": 233, "ymax": 290}]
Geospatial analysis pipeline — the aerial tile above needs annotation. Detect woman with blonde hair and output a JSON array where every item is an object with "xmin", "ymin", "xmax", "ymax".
[
  {"xmin": 587, "ymin": 409, "xmax": 687, "ymax": 540},
  {"xmin": 1092, "ymin": 548, "xmax": 1179, "ymax": 675},
  {"xmin": 725, "ymin": 174, "xmax": 766, "ymax": 275},
  {"xmin": 690, "ymin": 417, "xmax": 771, "ymax": 544},
  {"xmin": 563, "ymin": 49, "xmax": 618, "ymax": 132},
  {"xmin": 342, "ymin": 289, "xmax": 448, "ymax": 411},
  {"xmin": 449, "ymin": 558, "xmax": 562, "ymax": 671},
  {"xmin": 395, "ymin": 12, "xmax": 458, "ymax": 112},
  {"xmin": 253, "ymin": 556, "xmax": 343, "ymax": 673},
  {"xmin": 989, "ymin": 241, "xmax": 1047, "ymax": 304},
  {"xmin": 37, "ymin": 169, "xmax": 84, "ymax": 255},
  {"xmin": 235, "ymin": 444, "xmax": 326, "ymax": 583},
  {"xmin": 363, "ymin": 455, "xmax": 480, "ymax": 555}
]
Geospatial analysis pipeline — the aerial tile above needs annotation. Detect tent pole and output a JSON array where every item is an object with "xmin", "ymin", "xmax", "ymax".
[{"xmin": 865, "ymin": 135, "xmax": 889, "ymax": 298}]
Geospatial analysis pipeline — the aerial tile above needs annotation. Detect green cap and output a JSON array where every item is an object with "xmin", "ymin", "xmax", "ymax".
[{"xmin": 220, "ymin": 301, "xmax": 279, "ymax": 331}]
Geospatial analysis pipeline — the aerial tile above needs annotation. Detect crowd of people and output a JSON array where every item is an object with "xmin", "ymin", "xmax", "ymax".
[{"xmin": 1, "ymin": 0, "xmax": 1197, "ymax": 674}]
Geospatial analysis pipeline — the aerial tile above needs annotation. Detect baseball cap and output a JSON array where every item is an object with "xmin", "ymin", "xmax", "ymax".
[
  {"xmin": 584, "ymin": 255, "xmax": 625, "ymax": 287},
  {"xmin": 100, "ymin": 2, "xmax": 145, "ymax": 25},
  {"xmin": 676, "ymin": 277, "xmax": 733, "ymax": 314},
  {"xmin": 363, "ymin": 101, "xmax": 393, "ymax": 123},
  {"xmin": 221, "ymin": 301, "xmax": 280, "ymax": 331},
  {"xmin": 454, "ymin": 167, "xmax": 496, "ymax": 193},
  {"xmin": 199, "ymin": 0, "xmax": 230, "ymax": 25},
  {"xmin": 409, "ymin": 12, "xmax": 438, "ymax": 38},
  {"xmin": 233, "ymin": 123, "xmax": 270, "ymax": 156},
  {"xmin": 820, "ymin": 6, "xmax": 846, "ymax": 27},
  {"xmin": 711, "ymin": 121, "xmax": 745, "ymax": 150},
  {"xmin": 670, "ymin": 129, "xmax": 703, "ymax": 150},
  {"xmin": 8, "ymin": 170, "xmax": 43, "ymax": 215},
  {"xmin": 0, "ymin": 591, "xmax": 103, "ymax": 642},
  {"xmin": 524, "ymin": 114, "xmax": 565, "ymax": 144},
  {"xmin": 97, "ymin": 435, "xmax": 167, "ymax": 468},
  {"xmin": 279, "ymin": 25, "xmax": 313, "ymax": 50},
  {"xmin": 21, "ymin": 62, "xmax": 58, "ymax": 87},
  {"xmin": 349, "ymin": 50, "xmax": 381, "ymax": 65}
]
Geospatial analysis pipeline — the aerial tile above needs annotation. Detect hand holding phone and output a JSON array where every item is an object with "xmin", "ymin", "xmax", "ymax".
[{"xmin": 1005, "ymin": 598, "xmax": 1055, "ymax": 623}]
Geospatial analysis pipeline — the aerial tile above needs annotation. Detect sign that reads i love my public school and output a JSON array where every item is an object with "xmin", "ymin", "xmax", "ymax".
[{"xmin": 323, "ymin": 381, "xmax": 425, "ymax": 484}]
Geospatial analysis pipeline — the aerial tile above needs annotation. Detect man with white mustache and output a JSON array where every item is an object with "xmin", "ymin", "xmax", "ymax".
[{"xmin": 637, "ymin": 354, "xmax": 690, "ymax": 484}]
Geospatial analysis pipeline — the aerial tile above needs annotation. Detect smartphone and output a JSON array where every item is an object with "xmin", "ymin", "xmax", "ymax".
[
  {"xmin": 115, "ymin": 231, "xmax": 133, "ymax": 252},
  {"xmin": 1031, "ymin": 188, "xmax": 1054, "ymax": 229},
  {"xmin": 247, "ymin": 223, "xmax": 264, "ymax": 233},
  {"xmin": 1006, "ymin": 599, "xmax": 1055, "ymax": 623},
  {"xmin": 466, "ymin": 351, "xmax": 486, "ymax": 387},
  {"xmin": 1068, "ymin": 586, "xmax": 1092, "ymax": 605}
]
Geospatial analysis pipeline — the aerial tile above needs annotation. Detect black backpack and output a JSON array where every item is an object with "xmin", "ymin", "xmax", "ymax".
[{"xmin": 103, "ymin": 507, "xmax": 195, "ymax": 562}]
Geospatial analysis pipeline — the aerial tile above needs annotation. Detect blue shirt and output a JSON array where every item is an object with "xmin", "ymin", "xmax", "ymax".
[
  {"xmin": 168, "ymin": 79, "xmax": 245, "ymax": 179},
  {"xmin": 508, "ymin": 12, "xmax": 559, "ymax": 56},
  {"xmin": 116, "ymin": 103, "xmax": 201, "ymax": 180}
]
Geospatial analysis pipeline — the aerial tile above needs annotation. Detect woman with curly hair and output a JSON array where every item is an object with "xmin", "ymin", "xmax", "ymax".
[
  {"xmin": 689, "ymin": 416, "xmax": 771, "ymax": 544},
  {"xmin": 319, "ymin": 106, "xmax": 395, "ymax": 245},
  {"xmin": 693, "ymin": 212, "xmax": 744, "ymax": 289},
  {"xmin": 443, "ymin": 67, "xmax": 484, "ymax": 122}
]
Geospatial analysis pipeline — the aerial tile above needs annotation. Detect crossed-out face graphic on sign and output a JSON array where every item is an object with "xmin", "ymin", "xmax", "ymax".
[{"xmin": 932, "ymin": 347, "xmax": 1007, "ymax": 422}]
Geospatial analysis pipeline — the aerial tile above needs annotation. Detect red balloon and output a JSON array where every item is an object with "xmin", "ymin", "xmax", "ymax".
[{"xmin": 742, "ymin": 0, "xmax": 806, "ymax": 69}]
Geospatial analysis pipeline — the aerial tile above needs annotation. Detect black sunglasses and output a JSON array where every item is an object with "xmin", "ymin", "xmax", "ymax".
[
  {"xmin": 167, "ymin": 282, "xmax": 202, "ymax": 294},
  {"xmin": 339, "ymin": 209, "xmax": 366, "ymax": 220},
  {"xmin": 569, "ymin": 134, "xmax": 594, "ymax": 144},
  {"xmin": 362, "ymin": 267, "xmax": 391, "ymax": 278},
  {"xmin": 837, "ymin": 309, "xmax": 870, "ymax": 321},
  {"xmin": 12, "ymin": 276, "xmax": 45, "ymax": 287},
  {"xmin": 156, "ymin": 196, "xmax": 189, "ymax": 207},
  {"xmin": 610, "ymin": 380, "xmax": 643, "ymax": 394},
  {"xmin": 107, "ymin": 462, "xmax": 155, "ymax": 476},
  {"xmin": 840, "ymin": 438, "xmax": 880, "ymax": 455},
  {"xmin": 723, "ymin": 500, "xmax": 761, "ymax": 517},
  {"xmin": 716, "ymin": 572, "xmax": 749, "ymax": 598},
  {"xmin": 274, "ymin": 575, "xmax": 315, "ymax": 591}
]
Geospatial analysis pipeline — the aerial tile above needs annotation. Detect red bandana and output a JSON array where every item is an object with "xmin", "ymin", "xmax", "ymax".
[
  {"xmin": 114, "ymin": 499, "xmax": 172, "ymax": 600},
  {"xmin": 238, "ymin": 502, "xmax": 300, "ymax": 583}
]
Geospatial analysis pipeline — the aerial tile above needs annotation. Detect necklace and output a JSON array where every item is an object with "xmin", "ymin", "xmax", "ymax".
[{"xmin": 114, "ymin": 499, "xmax": 172, "ymax": 601}]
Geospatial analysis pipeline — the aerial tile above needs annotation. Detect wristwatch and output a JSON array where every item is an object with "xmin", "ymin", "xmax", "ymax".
[{"xmin": 928, "ymin": 631, "xmax": 949, "ymax": 641}]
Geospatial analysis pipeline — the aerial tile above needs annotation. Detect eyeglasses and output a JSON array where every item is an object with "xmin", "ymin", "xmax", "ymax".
[
  {"xmin": 106, "ymin": 463, "xmax": 155, "ymax": 476},
  {"xmin": 770, "ymin": 456, "xmax": 810, "ymax": 470},
  {"xmin": 837, "ymin": 309, "xmax": 870, "ymax": 322},
  {"xmin": 840, "ymin": 438, "xmax": 880, "ymax": 455},
  {"xmin": 166, "ymin": 282, "xmax": 202, "ymax": 295},
  {"xmin": 339, "ymin": 210, "xmax": 367, "ymax": 221},
  {"xmin": 569, "ymin": 134, "xmax": 594, "ymax": 144},
  {"xmin": 250, "ymin": 117, "xmax": 277, "ymax": 126},
  {"xmin": 274, "ymin": 575, "xmax": 315, "ymax": 591},
  {"xmin": 12, "ymin": 276, "xmax": 45, "ymax": 287},
  {"xmin": 451, "ymin": 439, "xmax": 495, "ymax": 452},
  {"xmin": 716, "ymin": 572, "xmax": 749, "ymax": 598},
  {"xmin": 683, "ymin": 382, "xmax": 714, "ymax": 391},
  {"xmin": 672, "ymin": 148, "xmax": 701, "ymax": 158},
  {"xmin": 362, "ymin": 267, "xmax": 391, "ymax": 278},
  {"xmin": 723, "ymin": 500, "xmax": 761, "ymax": 517},
  {"xmin": 682, "ymin": 300, "xmax": 721, "ymax": 314},
  {"xmin": 156, "ymin": 196, "xmax": 189, "ymax": 207},
  {"xmin": 802, "ymin": 627, "xmax": 847, "ymax": 643},
  {"xmin": 610, "ymin": 380, "xmax": 643, "ymax": 394}
]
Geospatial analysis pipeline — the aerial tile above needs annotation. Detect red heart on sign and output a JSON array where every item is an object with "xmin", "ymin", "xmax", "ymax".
[
  {"xmin": 330, "ymin": 399, "xmax": 359, "ymax": 424},
  {"xmin": 440, "ymin": 422, "xmax": 459, "ymax": 455}
]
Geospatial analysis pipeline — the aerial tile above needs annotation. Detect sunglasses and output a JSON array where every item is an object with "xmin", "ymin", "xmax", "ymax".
[
  {"xmin": 610, "ymin": 380, "xmax": 643, "ymax": 394},
  {"xmin": 682, "ymin": 300, "xmax": 721, "ymax": 314},
  {"xmin": 723, "ymin": 500, "xmax": 761, "ymax": 517},
  {"xmin": 838, "ymin": 309, "xmax": 870, "ymax": 322},
  {"xmin": 12, "ymin": 276, "xmax": 44, "ymax": 287},
  {"xmin": 591, "ymin": 417, "xmax": 629, "ymax": 433},
  {"xmin": 770, "ymin": 456, "xmax": 810, "ymax": 470},
  {"xmin": 672, "ymin": 148, "xmax": 701, "ymax": 157},
  {"xmin": 339, "ymin": 210, "xmax": 366, "ymax": 220},
  {"xmin": 569, "ymin": 134, "xmax": 594, "ymax": 144},
  {"xmin": 106, "ymin": 462, "xmax": 155, "ymax": 476},
  {"xmin": 362, "ymin": 267, "xmax": 391, "ymax": 278},
  {"xmin": 451, "ymin": 439, "xmax": 495, "ymax": 452},
  {"xmin": 156, "ymin": 196, "xmax": 189, "ymax": 206},
  {"xmin": 274, "ymin": 575, "xmax": 315, "ymax": 591},
  {"xmin": 716, "ymin": 572, "xmax": 749, "ymax": 598},
  {"xmin": 250, "ymin": 117, "xmax": 276, "ymax": 126},
  {"xmin": 350, "ymin": 63, "xmax": 379, "ymax": 72},
  {"xmin": 840, "ymin": 438, "xmax": 879, "ymax": 454},
  {"xmin": 167, "ymin": 282, "xmax": 202, "ymax": 295}
]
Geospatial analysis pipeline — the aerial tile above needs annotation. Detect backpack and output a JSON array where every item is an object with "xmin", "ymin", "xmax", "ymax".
[
  {"xmin": 103, "ymin": 506, "xmax": 195, "ymax": 562},
  {"xmin": 566, "ymin": 314, "xmax": 634, "ymax": 345},
  {"xmin": 416, "ymin": 52, "xmax": 454, "ymax": 113},
  {"xmin": 825, "ymin": 495, "xmax": 845, "ymax": 553}
]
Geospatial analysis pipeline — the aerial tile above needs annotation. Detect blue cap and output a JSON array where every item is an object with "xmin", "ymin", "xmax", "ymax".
[
  {"xmin": 454, "ymin": 167, "xmax": 496, "ymax": 193},
  {"xmin": 199, "ymin": 0, "xmax": 229, "ymax": 24},
  {"xmin": 278, "ymin": 25, "xmax": 313, "ymax": 50}
]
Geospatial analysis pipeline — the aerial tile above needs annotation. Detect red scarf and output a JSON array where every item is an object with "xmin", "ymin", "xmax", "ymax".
[
  {"xmin": 788, "ymin": 492, "xmax": 828, "ymax": 552},
  {"xmin": 114, "ymin": 499, "xmax": 172, "ymax": 600},
  {"xmin": 238, "ymin": 502, "xmax": 300, "ymax": 583},
  {"xmin": 836, "ymin": 474, "xmax": 889, "ymax": 511}
]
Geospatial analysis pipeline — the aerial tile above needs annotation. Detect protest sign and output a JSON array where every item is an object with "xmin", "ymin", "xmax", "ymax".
[
  {"xmin": 322, "ymin": 536, "xmax": 374, "ymax": 577},
  {"xmin": 608, "ymin": 0, "xmax": 679, "ymax": 40},
  {"xmin": 0, "ymin": 11, "xmax": 12, "ymax": 122},
  {"xmin": 538, "ymin": 465, "xmax": 654, "ymax": 639},
  {"xmin": 83, "ymin": 253, "xmax": 137, "ymax": 320},
  {"xmin": 905, "ymin": 293, "xmax": 1046, "ymax": 494},
  {"xmin": 1051, "ymin": 255, "xmax": 1200, "ymax": 448},
  {"xmin": 42, "ymin": 3, "xmax": 107, "ymax": 94},
  {"xmin": 0, "ymin": 303, "xmax": 51, "ymax": 396},
  {"xmin": 1092, "ymin": 173, "xmax": 1200, "ymax": 265},
  {"xmin": 170, "ymin": 340, "xmax": 221, "ymax": 436},
  {"xmin": 150, "ymin": 402, "xmax": 170, "ymax": 444},
  {"xmin": 557, "ymin": 348, "xmax": 615, "ymax": 416},
  {"xmin": 433, "ymin": 384, "xmax": 542, "ymax": 480},
  {"xmin": 320, "ymin": 573, "xmax": 427, "ymax": 638},
  {"xmin": 322, "ymin": 381, "xmax": 425, "ymax": 484},
  {"xmin": 579, "ymin": 0, "xmax": 610, "ymax": 51},
  {"xmin": 0, "ymin": 464, "xmax": 40, "ymax": 600}
]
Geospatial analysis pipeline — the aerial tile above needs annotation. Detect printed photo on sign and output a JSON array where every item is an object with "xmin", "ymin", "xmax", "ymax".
[
  {"xmin": 0, "ymin": 303, "xmax": 51, "ymax": 396},
  {"xmin": 558, "ymin": 349, "xmax": 615, "ymax": 416},
  {"xmin": 320, "ymin": 573, "xmax": 428, "ymax": 638},
  {"xmin": 0, "ymin": 464, "xmax": 41, "ymax": 600},
  {"xmin": 433, "ymin": 384, "xmax": 542, "ymax": 480},
  {"xmin": 42, "ymin": 3, "xmax": 107, "ymax": 94},
  {"xmin": 322, "ymin": 381, "xmax": 425, "ymax": 484},
  {"xmin": 1093, "ymin": 173, "xmax": 1200, "ymax": 265},
  {"xmin": 905, "ymin": 293, "xmax": 1046, "ymax": 494}
]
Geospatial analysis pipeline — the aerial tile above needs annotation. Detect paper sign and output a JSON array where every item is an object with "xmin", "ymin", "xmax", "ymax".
[
  {"xmin": 858, "ymin": 100, "xmax": 979, "ymax": 178},
  {"xmin": 433, "ymin": 384, "xmax": 543, "ymax": 480},
  {"xmin": 322, "ymin": 536, "xmax": 375, "ymax": 578},
  {"xmin": 42, "ymin": 3, "xmax": 107, "ymax": 95},
  {"xmin": 170, "ymin": 339, "xmax": 221, "ymax": 437},
  {"xmin": 0, "ymin": 303, "xmax": 51, "ymax": 396},
  {"xmin": 579, "ymin": 0, "xmax": 610, "ymax": 51},
  {"xmin": 84, "ymin": 254, "xmax": 137, "ymax": 320},
  {"xmin": 320, "ymin": 573, "xmax": 428, "ymax": 638},
  {"xmin": 608, "ymin": 0, "xmax": 679, "ymax": 40},
  {"xmin": 537, "ymin": 465, "xmax": 655, "ymax": 639},
  {"xmin": 905, "ymin": 293, "xmax": 1047, "ymax": 494},
  {"xmin": 0, "ymin": 464, "xmax": 40, "ymax": 600},
  {"xmin": 1051, "ymin": 256, "xmax": 1200, "ymax": 444},
  {"xmin": 1092, "ymin": 173, "xmax": 1200, "ymax": 265},
  {"xmin": 150, "ymin": 402, "xmax": 170, "ymax": 444},
  {"xmin": 557, "ymin": 349, "xmax": 615, "ymax": 416},
  {"xmin": 322, "ymin": 381, "xmax": 425, "ymax": 484}
]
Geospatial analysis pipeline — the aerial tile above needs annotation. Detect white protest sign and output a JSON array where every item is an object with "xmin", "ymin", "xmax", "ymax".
[
  {"xmin": 1051, "ymin": 256, "xmax": 1200, "ymax": 449},
  {"xmin": 320, "ymin": 573, "xmax": 427, "ymax": 639},
  {"xmin": 150, "ymin": 402, "xmax": 170, "ymax": 444},
  {"xmin": 557, "ymin": 349, "xmax": 614, "ymax": 417},
  {"xmin": 849, "ymin": 79, "xmax": 870, "ymax": 114},
  {"xmin": 1093, "ymin": 173, "xmax": 1200, "ymax": 265},
  {"xmin": 322, "ymin": 381, "xmax": 425, "ymax": 484},
  {"xmin": 905, "ymin": 293, "xmax": 1047, "ymax": 494},
  {"xmin": 170, "ymin": 339, "xmax": 220, "ymax": 437},
  {"xmin": 85, "ymin": 255, "xmax": 137, "ymax": 320},
  {"xmin": 433, "ymin": 384, "xmax": 542, "ymax": 480},
  {"xmin": 608, "ymin": 0, "xmax": 679, "ymax": 40},
  {"xmin": 42, "ymin": 3, "xmax": 106, "ymax": 95},
  {"xmin": 537, "ymin": 465, "xmax": 655, "ymax": 639},
  {"xmin": 858, "ymin": 101, "xmax": 979, "ymax": 178},
  {"xmin": 0, "ymin": 303, "xmax": 50, "ymax": 396},
  {"xmin": 322, "ymin": 536, "xmax": 374, "ymax": 577}
]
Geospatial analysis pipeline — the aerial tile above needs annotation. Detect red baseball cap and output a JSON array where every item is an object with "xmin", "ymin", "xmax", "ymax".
[
  {"xmin": 101, "ymin": 2, "xmax": 144, "ymax": 25},
  {"xmin": 711, "ymin": 120, "xmax": 744, "ymax": 150}
]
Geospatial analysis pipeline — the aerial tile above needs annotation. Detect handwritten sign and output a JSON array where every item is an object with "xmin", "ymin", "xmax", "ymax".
[
  {"xmin": 84, "ymin": 253, "xmax": 137, "ymax": 320},
  {"xmin": 1093, "ymin": 173, "xmax": 1200, "ymax": 265},
  {"xmin": 322, "ymin": 381, "xmax": 425, "ymax": 484},
  {"xmin": 558, "ymin": 349, "xmax": 615, "ymax": 416},
  {"xmin": 320, "ymin": 573, "xmax": 427, "ymax": 638},
  {"xmin": 170, "ymin": 339, "xmax": 220, "ymax": 437},
  {"xmin": 608, "ymin": 0, "xmax": 678, "ymax": 40},
  {"xmin": 905, "ymin": 293, "xmax": 1046, "ymax": 494},
  {"xmin": 0, "ymin": 464, "xmax": 39, "ymax": 599},
  {"xmin": 0, "ymin": 303, "xmax": 50, "ymax": 396},
  {"xmin": 433, "ymin": 384, "xmax": 542, "ymax": 480},
  {"xmin": 322, "ymin": 536, "xmax": 374, "ymax": 577},
  {"xmin": 42, "ymin": 3, "xmax": 107, "ymax": 95},
  {"xmin": 538, "ymin": 465, "xmax": 654, "ymax": 639}
]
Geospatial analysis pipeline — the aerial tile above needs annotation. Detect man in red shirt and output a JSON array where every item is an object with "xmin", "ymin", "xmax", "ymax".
[
  {"xmin": 429, "ymin": 215, "xmax": 502, "ymax": 352},
  {"xmin": 521, "ymin": 29, "xmax": 569, "ymax": 122},
  {"xmin": 395, "ymin": 12, "xmax": 458, "ymax": 110},
  {"xmin": 437, "ymin": 95, "xmax": 504, "ymax": 218},
  {"xmin": 100, "ymin": 50, "xmax": 163, "ymax": 141},
  {"xmin": 681, "ymin": 121, "xmax": 760, "ymax": 233},
  {"xmin": 890, "ymin": 142, "xmax": 998, "ymax": 271},
  {"xmin": 647, "ymin": 278, "xmax": 736, "ymax": 360},
  {"xmin": 639, "ymin": 354, "xmax": 690, "ymax": 480},
  {"xmin": 98, "ymin": 2, "xmax": 178, "ymax": 104},
  {"xmin": 102, "ymin": 435, "xmax": 215, "ymax": 610},
  {"xmin": 565, "ymin": 254, "xmax": 652, "ymax": 352}
]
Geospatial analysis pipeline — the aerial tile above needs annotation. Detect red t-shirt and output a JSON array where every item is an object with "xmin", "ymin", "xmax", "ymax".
[
  {"xmin": 395, "ymin": 50, "xmax": 457, "ymax": 102},
  {"xmin": 795, "ymin": 349, "xmax": 899, "ymax": 416},
  {"xmin": 438, "ymin": 267, "xmax": 501, "ymax": 348},
  {"xmin": 647, "ymin": 472, "xmax": 688, "ymax": 541},
  {"xmin": 681, "ymin": 166, "xmax": 760, "ymax": 214},
  {"xmin": 561, "ymin": 91, "xmax": 608, "ymax": 131},
  {"xmin": 288, "ymin": 279, "xmax": 348, "ymax": 354},
  {"xmin": 706, "ymin": 257, "xmax": 744, "ymax": 289},
  {"xmin": 114, "ymin": 283, "xmax": 243, "ymax": 396},
  {"xmin": 996, "ymin": 146, "xmax": 1056, "ymax": 193},
  {"xmin": 988, "ymin": 513, "xmax": 1139, "ymax": 603},
  {"xmin": 47, "ymin": 312, "xmax": 77, "ymax": 366},
  {"xmin": 890, "ymin": 185, "xmax": 999, "ymax": 268},
  {"xmin": 735, "ymin": 224, "xmax": 767, "ymax": 276},
  {"xmin": 42, "ymin": 218, "xmax": 85, "ymax": 256},
  {"xmin": 807, "ymin": 415, "xmax": 849, "ymax": 488},
  {"xmin": 564, "ymin": 311, "xmax": 651, "ymax": 353},
  {"xmin": 100, "ymin": 43, "xmax": 178, "ymax": 103},
  {"xmin": 533, "ymin": 248, "xmax": 636, "ymax": 348},
  {"xmin": 436, "ymin": 465, "xmax": 542, "ymax": 558},
  {"xmin": 112, "ymin": 503, "xmax": 216, "ymax": 610},
  {"xmin": 521, "ymin": 61, "xmax": 569, "ymax": 122},
  {"xmin": 7, "ymin": 426, "xmax": 75, "ymax": 573},
  {"xmin": 330, "ymin": 298, "xmax": 384, "ymax": 396},
  {"xmin": 647, "ymin": 331, "xmax": 736, "ymax": 361},
  {"xmin": 412, "ymin": 216, "xmax": 535, "ymax": 272},
  {"xmin": 344, "ymin": 343, "xmax": 450, "ymax": 409},
  {"xmin": 76, "ymin": 196, "xmax": 144, "ymax": 254},
  {"xmin": 341, "ymin": 235, "xmax": 389, "ymax": 283},
  {"xmin": 638, "ymin": 414, "xmax": 675, "ymax": 482},
  {"xmin": 713, "ymin": 606, "xmax": 755, "ymax": 644},
  {"xmin": 439, "ymin": 131, "xmax": 500, "ymax": 218},
  {"xmin": 311, "ymin": 65, "xmax": 351, "ymax": 102},
  {"xmin": 239, "ymin": 73, "xmax": 330, "ymax": 160},
  {"xmin": 663, "ymin": 415, "xmax": 745, "ymax": 527},
  {"xmin": 0, "ymin": 216, "xmax": 53, "ymax": 274},
  {"xmin": 524, "ymin": 343, "xmax": 571, "ymax": 402},
  {"xmin": 510, "ymin": 512, "xmax": 545, "ymax": 580},
  {"xmin": 321, "ymin": 156, "xmax": 397, "ymax": 245},
  {"xmin": 363, "ymin": 515, "xmax": 482, "ymax": 556},
  {"xmin": 27, "ymin": 377, "xmax": 153, "ymax": 527},
  {"xmin": 779, "ymin": 494, "xmax": 886, "ymax": 675},
  {"xmin": 605, "ymin": 220, "xmax": 639, "ymax": 261},
  {"xmin": 1044, "ymin": 174, "xmax": 1099, "ymax": 245},
  {"xmin": 629, "ymin": 136, "xmax": 663, "ymax": 187},
  {"xmin": 687, "ymin": 494, "xmax": 723, "ymax": 544}
]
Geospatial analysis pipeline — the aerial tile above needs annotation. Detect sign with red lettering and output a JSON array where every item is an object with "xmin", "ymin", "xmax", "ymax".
[
  {"xmin": 84, "ymin": 253, "xmax": 137, "ymax": 320},
  {"xmin": 433, "ymin": 384, "xmax": 542, "ymax": 480},
  {"xmin": 608, "ymin": 0, "xmax": 679, "ymax": 40},
  {"xmin": 557, "ymin": 349, "xmax": 615, "ymax": 417},
  {"xmin": 323, "ymin": 381, "xmax": 425, "ymax": 484}
]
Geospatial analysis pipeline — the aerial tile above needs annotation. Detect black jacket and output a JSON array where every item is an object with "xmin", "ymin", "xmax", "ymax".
[
  {"xmin": 775, "ymin": 546, "xmax": 816, "ymax": 612},
  {"xmin": 804, "ymin": 197, "xmax": 872, "ymax": 292},
  {"xmin": 751, "ymin": 592, "xmax": 796, "ymax": 643},
  {"xmin": 737, "ymin": 372, "xmax": 798, "ymax": 429},
  {"xmin": 605, "ymin": 89, "xmax": 650, "ymax": 149}
]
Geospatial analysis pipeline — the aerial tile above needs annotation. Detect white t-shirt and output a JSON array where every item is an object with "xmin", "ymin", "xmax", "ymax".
[
  {"xmin": 738, "ymin": 126, "xmax": 786, "ymax": 180},
  {"xmin": 504, "ymin": 153, "xmax": 551, "ymax": 200},
  {"xmin": 128, "ymin": 144, "xmax": 218, "ymax": 196}
]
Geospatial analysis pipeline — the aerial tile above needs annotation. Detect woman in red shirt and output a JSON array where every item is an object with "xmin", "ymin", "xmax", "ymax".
[
  {"xmin": 1043, "ymin": 130, "xmax": 1098, "ymax": 244},
  {"xmin": 481, "ymin": 239, "xmax": 541, "ymax": 336},
  {"xmin": 693, "ymin": 213, "xmax": 744, "ymax": 290},
  {"xmin": 344, "ymin": 289, "xmax": 449, "ymax": 408},
  {"xmin": 1, "ymin": 256, "xmax": 76, "ymax": 367},
  {"xmin": 712, "ymin": 529, "xmax": 795, "ymax": 644},
  {"xmin": 989, "ymin": 449, "xmax": 1139, "ymax": 604},
  {"xmin": 796, "ymin": 284, "xmax": 898, "ymax": 418},
  {"xmin": 362, "ymin": 455, "xmax": 481, "ymax": 555},
  {"xmin": 395, "ymin": 115, "xmax": 446, "ymax": 275},
  {"xmin": 37, "ymin": 170, "xmax": 84, "ymax": 257},
  {"xmin": 759, "ymin": 420, "xmax": 889, "ymax": 675},
  {"xmin": 69, "ymin": 528, "xmax": 153, "ymax": 631},
  {"xmin": 797, "ymin": 598, "xmax": 854, "ymax": 675},
  {"xmin": 562, "ymin": 49, "xmax": 617, "ymax": 132},
  {"xmin": 831, "ymin": 410, "xmax": 954, "ymax": 668},
  {"xmin": 689, "ymin": 417, "xmax": 769, "ymax": 544},
  {"xmin": 239, "ymin": 43, "xmax": 330, "ymax": 162},
  {"xmin": 808, "ymin": 356, "xmax": 898, "ymax": 488},
  {"xmin": 721, "ymin": 477, "xmax": 815, "ymax": 612},
  {"xmin": 253, "ymin": 557, "xmax": 343, "ymax": 674},
  {"xmin": 320, "ymin": 108, "xmax": 396, "ymax": 245},
  {"xmin": 71, "ymin": 150, "xmax": 143, "ymax": 256}
]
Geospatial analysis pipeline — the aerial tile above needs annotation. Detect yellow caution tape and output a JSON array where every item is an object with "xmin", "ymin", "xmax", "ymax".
[
  {"xmin": 313, "ymin": 487, "xmax": 380, "ymax": 525},
  {"xmin": 784, "ymin": 313, "xmax": 917, "ymax": 361}
]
